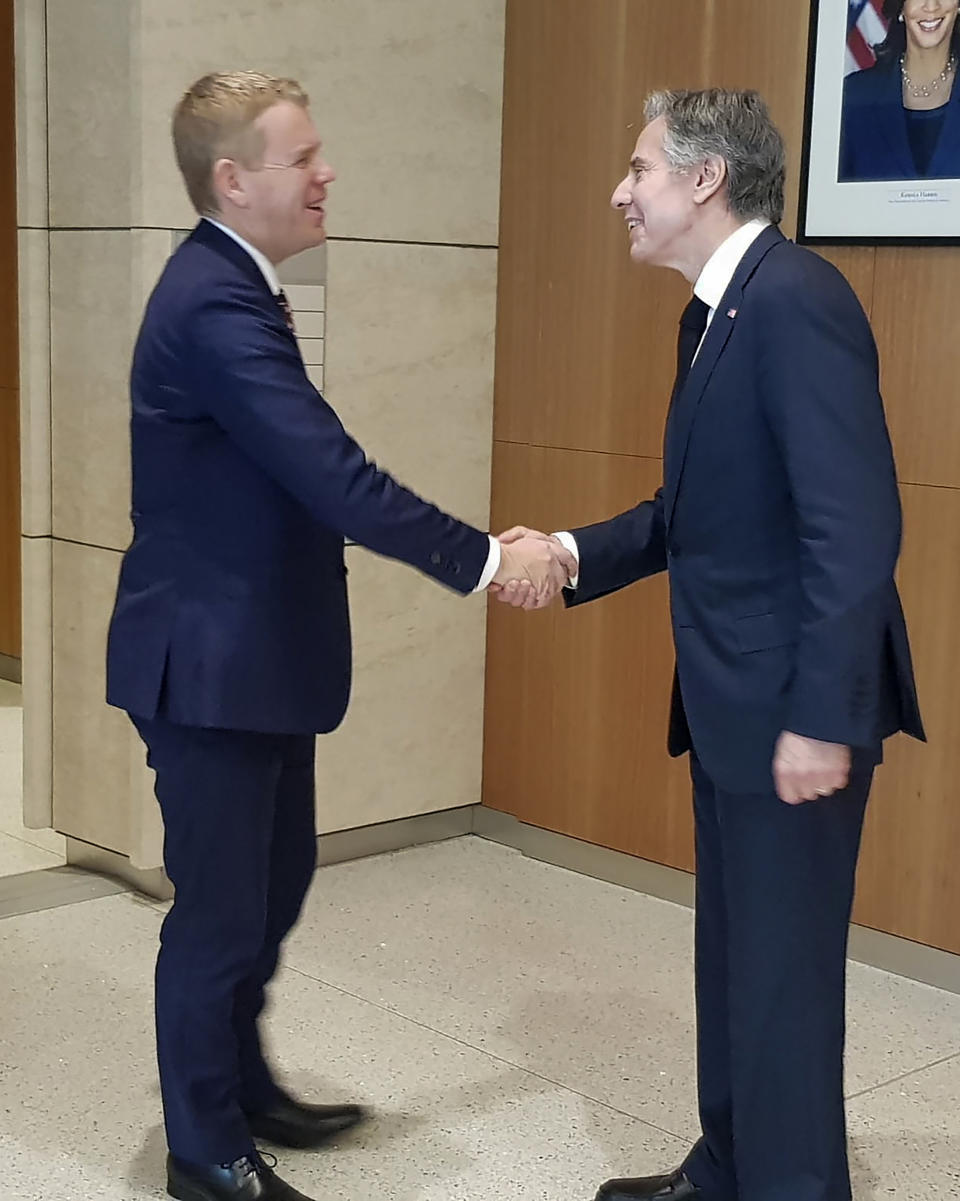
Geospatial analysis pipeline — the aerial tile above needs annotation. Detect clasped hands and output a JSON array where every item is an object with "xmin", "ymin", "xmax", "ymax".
[{"xmin": 489, "ymin": 526, "xmax": 574, "ymax": 610}]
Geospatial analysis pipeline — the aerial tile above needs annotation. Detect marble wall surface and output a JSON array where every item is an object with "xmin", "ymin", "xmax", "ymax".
[{"xmin": 17, "ymin": 0, "xmax": 505, "ymax": 868}]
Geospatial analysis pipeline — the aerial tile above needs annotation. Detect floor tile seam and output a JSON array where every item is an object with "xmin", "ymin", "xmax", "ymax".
[
  {"xmin": 0, "ymin": 883, "xmax": 138, "ymax": 921},
  {"xmin": 0, "ymin": 826, "xmax": 64, "ymax": 855},
  {"xmin": 282, "ymin": 963, "xmax": 691, "ymax": 1145},
  {"xmin": 846, "ymin": 1048, "xmax": 960, "ymax": 1103}
]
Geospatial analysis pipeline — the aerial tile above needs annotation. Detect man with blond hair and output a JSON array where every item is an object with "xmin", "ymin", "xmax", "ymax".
[{"xmin": 106, "ymin": 71, "xmax": 572, "ymax": 1201}]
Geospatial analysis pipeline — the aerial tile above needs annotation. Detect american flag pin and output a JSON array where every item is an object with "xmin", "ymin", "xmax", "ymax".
[{"xmin": 727, "ymin": 308, "xmax": 738, "ymax": 318}]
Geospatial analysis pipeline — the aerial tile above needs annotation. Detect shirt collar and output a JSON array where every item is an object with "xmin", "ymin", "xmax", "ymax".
[
  {"xmin": 693, "ymin": 218, "xmax": 771, "ymax": 313},
  {"xmin": 203, "ymin": 217, "xmax": 282, "ymax": 296}
]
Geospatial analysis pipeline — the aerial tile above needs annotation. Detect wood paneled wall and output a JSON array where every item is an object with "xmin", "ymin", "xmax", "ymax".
[
  {"xmin": 483, "ymin": 0, "xmax": 960, "ymax": 953},
  {"xmin": 0, "ymin": 0, "xmax": 20, "ymax": 661}
]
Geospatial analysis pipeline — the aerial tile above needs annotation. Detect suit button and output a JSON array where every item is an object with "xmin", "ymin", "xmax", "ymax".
[{"xmin": 430, "ymin": 552, "xmax": 442, "ymax": 566}]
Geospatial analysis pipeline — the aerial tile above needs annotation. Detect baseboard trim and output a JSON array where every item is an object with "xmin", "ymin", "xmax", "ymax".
[
  {"xmin": 60, "ymin": 804, "xmax": 960, "ymax": 995},
  {"xmin": 0, "ymin": 653, "xmax": 21, "ymax": 683},
  {"xmin": 473, "ymin": 807, "xmax": 697, "ymax": 907},
  {"xmin": 846, "ymin": 922, "xmax": 960, "ymax": 995},
  {"xmin": 472, "ymin": 808, "xmax": 960, "ymax": 996},
  {"xmin": 317, "ymin": 805, "xmax": 477, "ymax": 867},
  {"xmin": 0, "ymin": 864, "xmax": 128, "ymax": 920},
  {"xmin": 60, "ymin": 808, "xmax": 478, "ymax": 902},
  {"xmin": 66, "ymin": 837, "xmax": 174, "ymax": 901}
]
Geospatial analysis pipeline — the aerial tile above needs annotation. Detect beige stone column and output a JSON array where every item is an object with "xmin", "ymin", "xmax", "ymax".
[{"xmin": 16, "ymin": 0, "xmax": 505, "ymax": 882}]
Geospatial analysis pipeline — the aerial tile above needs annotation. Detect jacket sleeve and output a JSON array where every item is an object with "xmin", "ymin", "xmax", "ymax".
[
  {"xmin": 563, "ymin": 488, "xmax": 668, "ymax": 608},
  {"xmin": 756, "ymin": 259, "xmax": 902, "ymax": 746},
  {"xmin": 184, "ymin": 283, "xmax": 489, "ymax": 594}
]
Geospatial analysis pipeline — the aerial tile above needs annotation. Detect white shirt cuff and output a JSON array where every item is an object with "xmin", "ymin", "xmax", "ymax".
[
  {"xmin": 552, "ymin": 531, "xmax": 580, "ymax": 589},
  {"xmin": 473, "ymin": 536, "xmax": 502, "ymax": 592}
]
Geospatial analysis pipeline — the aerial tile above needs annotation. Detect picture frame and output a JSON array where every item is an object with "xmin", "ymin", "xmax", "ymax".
[{"xmin": 797, "ymin": 0, "xmax": 960, "ymax": 246}]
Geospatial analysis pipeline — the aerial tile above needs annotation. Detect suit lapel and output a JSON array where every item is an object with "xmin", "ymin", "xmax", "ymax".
[
  {"xmin": 663, "ymin": 225, "xmax": 784, "ymax": 529},
  {"xmin": 189, "ymin": 220, "xmax": 297, "ymax": 344},
  {"xmin": 190, "ymin": 220, "xmax": 278, "ymax": 300}
]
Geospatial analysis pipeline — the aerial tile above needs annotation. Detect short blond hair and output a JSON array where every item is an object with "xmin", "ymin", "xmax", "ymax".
[{"xmin": 173, "ymin": 71, "xmax": 310, "ymax": 215}]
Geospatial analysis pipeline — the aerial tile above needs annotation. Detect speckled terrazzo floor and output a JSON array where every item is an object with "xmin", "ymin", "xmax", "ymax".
[{"xmin": 1, "ymin": 835, "xmax": 960, "ymax": 1199}]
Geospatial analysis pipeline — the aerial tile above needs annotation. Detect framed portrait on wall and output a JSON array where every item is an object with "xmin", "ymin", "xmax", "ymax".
[{"xmin": 798, "ymin": 0, "xmax": 960, "ymax": 245}]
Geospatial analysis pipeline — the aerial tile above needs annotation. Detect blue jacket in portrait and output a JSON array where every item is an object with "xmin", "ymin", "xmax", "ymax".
[{"xmin": 840, "ymin": 56, "xmax": 960, "ymax": 181}]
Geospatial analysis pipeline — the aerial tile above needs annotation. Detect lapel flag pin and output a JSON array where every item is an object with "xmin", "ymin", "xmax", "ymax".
[{"xmin": 727, "ymin": 308, "xmax": 738, "ymax": 318}]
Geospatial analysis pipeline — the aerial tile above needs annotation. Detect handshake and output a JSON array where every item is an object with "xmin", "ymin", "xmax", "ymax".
[{"xmin": 488, "ymin": 526, "xmax": 577, "ymax": 611}]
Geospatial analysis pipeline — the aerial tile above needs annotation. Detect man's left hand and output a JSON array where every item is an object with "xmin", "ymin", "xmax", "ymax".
[{"xmin": 773, "ymin": 731, "xmax": 851, "ymax": 806}]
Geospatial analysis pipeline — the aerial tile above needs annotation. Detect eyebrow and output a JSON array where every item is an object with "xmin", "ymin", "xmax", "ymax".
[{"xmin": 630, "ymin": 155, "xmax": 651, "ymax": 171}]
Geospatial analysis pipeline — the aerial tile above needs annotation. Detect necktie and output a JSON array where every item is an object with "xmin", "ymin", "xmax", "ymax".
[
  {"xmin": 276, "ymin": 288, "xmax": 296, "ymax": 334},
  {"xmin": 674, "ymin": 296, "xmax": 710, "ymax": 396},
  {"xmin": 663, "ymin": 295, "xmax": 711, "ymax": 479}
]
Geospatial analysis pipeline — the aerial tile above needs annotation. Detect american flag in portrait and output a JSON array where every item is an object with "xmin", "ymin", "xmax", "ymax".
[{"xmin": 846, "ymin": 0, "xmax": 892, "ymax": 74}]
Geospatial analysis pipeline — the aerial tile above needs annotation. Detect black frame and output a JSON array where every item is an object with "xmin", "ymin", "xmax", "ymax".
[{"xmin": 797, "ymin": 0, "xmax": 960, "ymax": 247}]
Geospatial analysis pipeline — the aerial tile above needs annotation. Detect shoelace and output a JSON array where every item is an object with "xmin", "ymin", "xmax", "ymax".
[{"xmin": 223, "ymin": 1151, "xmax": 278, "ymax": 1176}]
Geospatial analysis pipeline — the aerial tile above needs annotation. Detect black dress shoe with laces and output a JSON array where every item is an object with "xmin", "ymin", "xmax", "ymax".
[
  {"xmin": 245, "ymin": 1090, "xmax": 366, "ymax": 1150},
  {"xmin": 167, "ymin": 1152, "xmax": 317, "ymax": 1201},
  {"xmin": 595, "ymin": 1168, "xmax": 699, "ymax": 1201}
]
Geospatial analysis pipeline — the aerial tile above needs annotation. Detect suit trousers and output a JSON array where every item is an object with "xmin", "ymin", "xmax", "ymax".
[
  {"xmin": 681, "ymin": 752, "xmax": 872, "ymax": 1201},
  {"xmin": 131, "ymin": 714, "xmax": 318, "ymax": 1164}
]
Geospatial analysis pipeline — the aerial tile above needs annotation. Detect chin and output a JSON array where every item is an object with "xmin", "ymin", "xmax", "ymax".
[{"xmin": 296, "ymin": 228, "xmax": 326, "ymax": 253}]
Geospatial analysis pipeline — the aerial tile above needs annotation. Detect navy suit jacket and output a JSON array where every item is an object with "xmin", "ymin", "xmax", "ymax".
[
  {"xmin": 567, "ymin": 226, "xmax": 924, "ymax": 794},
  {"xmin": 840, "ymin": 58, "xmax": 960, "ymax": 181},
  {"xmin": 106, "ymin": 220, "xmax": 489, "ymax": 734}
]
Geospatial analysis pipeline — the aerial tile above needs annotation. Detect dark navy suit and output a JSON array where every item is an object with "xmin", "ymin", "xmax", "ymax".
[
  {"xmin": 567, "ymin": 226, "xmax": 923, "ymax": 1201},
  {"xmin": 106, "ymin": 220, "xmax": 489, "ymax": 1163},
  {"xmin": 840, "ymin": 57, "xmax": 960, "ymax": 181}
]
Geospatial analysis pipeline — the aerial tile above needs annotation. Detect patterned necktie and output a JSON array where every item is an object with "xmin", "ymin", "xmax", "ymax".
[{"xmin": 276, "ymin": 288, "xmax": 296, "ymax": 334}]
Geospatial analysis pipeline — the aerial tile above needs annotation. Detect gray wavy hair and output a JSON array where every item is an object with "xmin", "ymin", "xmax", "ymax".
[{"xmin": 644, "ymin": 89, "xmax": 785, "ymax": 224}]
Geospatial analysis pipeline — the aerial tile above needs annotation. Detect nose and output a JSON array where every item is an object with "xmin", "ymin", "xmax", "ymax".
[
  {"xmin": 316, "ymin": 158, "xmax": 336, "ymax": 186},
  {"xmin": 611, "ymin": 175, "xmax": 631, "ymax": 211}
]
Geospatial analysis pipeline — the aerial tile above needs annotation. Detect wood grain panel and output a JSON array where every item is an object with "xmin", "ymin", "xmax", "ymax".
[
  {"xmin": 871, "ymin": 247, "xmax": 960, "ymax": 489},
  {"xmin": 494, "ymin": 0, "xmax": 706, "ymax": 457},
  {"xmin": 0, "ymin": 0, "xmax": 19, "ymax": 659},
  {"xmin": 854, "ymin": 483, "xmax": 960, "ymax": 953},
  {"xmin": 488, "ymin": 0, "xmax": 960, "ymax": 956},
  {"xmin": 706, "ymin": 0, "xmax": 812, "ymax": 237},
  {"xmin": 483, "ymin": 440, "xmax": 693, "ymax": 869}
]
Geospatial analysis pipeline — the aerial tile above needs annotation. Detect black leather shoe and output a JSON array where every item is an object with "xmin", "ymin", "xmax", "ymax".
[
  {"xmin": 595, "ymin": 1168, "xmax": 699, "ymax": 1201},
  {"xmin": 246, "ymin": 1090, "xmax": 366, "ymax": 1150},
  {"xmin": 167, "ymin": 1152, "xmax": 316, "ymax": 1200}
]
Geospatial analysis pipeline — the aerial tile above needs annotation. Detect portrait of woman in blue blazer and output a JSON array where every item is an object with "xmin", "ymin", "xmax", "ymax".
[{"xmin": 840, "ymin": 0, "xmax": 960, "ymax": 181}]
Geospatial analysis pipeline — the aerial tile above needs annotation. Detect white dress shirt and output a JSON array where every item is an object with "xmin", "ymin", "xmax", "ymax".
[
  {"xmin": 202, "ymin": 218, "xmax": 501, "ymax": 590},
  {"xmin": 556, "ymin": 218, "xmax": 772, "ymax": 587}
]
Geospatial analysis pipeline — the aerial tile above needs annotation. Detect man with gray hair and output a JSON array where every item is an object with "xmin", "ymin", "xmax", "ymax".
[{"xmin": 496, "ymin": 89, "xmax": 923, "ymax": 1201}]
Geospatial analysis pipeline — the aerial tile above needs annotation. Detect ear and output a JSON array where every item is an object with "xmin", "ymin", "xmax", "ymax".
[
  {"xmin": 211, "ymin": 157, "xmax": 249, "ymax": 211},
  {"xmin": 692, "ymin": 154, "xmax": 728, "ymax": 207}
]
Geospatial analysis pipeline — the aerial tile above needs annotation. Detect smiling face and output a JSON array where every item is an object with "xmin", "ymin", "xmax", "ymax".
[
  {"xmin": 609, "ymin": 117, "xmax": 701, "ymax": 270},
  {"xmin": 218, "ymin": 100, "xmax": 336, "ymax": 264},
  {"xmin": 902, "ymin": 0, "xmax": 960, "ymax": 54}
]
